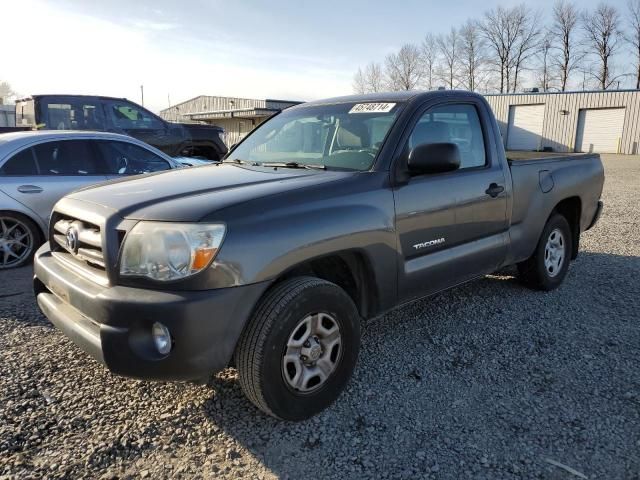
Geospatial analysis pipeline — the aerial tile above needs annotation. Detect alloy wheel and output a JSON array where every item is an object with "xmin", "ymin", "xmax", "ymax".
[{"xmin": 0, "ymin": 217, "xmax": 34, "ymax": 269}]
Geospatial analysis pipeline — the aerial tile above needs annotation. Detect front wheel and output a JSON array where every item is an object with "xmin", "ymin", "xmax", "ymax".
[
  {"xmin": 235, "ymin": 277, "xmax": 361, "ymax": 420},
  {"xmin": 0, "ymin": 213, "xmax": 41, "ymax": 269},
  {"xmin": 517, "ymin": 213, "xmax": 573, "ymax": 291}
]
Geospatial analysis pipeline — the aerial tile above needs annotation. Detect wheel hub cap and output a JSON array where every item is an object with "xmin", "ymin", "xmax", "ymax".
[
  {"xmin": 544, "ymin": 228, "xmax": 565, "ymax": 278},
  {"xmin": 282, "ymin": 313, "xmax": 342, "ymax": 393},
  {"xmin": 301, "ymin": 338, "xmax": 323, "ymax": 363}
]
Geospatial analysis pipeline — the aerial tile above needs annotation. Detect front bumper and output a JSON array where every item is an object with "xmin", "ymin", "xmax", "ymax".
[{"xmin": 33, "ymin": 243, "xmax": 269, "ymax": 381}]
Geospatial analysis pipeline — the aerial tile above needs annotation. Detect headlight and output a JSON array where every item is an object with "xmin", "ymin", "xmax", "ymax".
[{"xmin": 120, "ymin": 222, "xmax": 225, "ymax": 281}]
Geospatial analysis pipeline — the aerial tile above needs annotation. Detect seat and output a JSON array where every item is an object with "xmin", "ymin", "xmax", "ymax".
[
  {"xmin": 410, "ymin": 121, "xmax": 450, "ymax": 148},
  {"xmin": 334, "ymin": 120, "xmax": 370, "ymax": 150}
]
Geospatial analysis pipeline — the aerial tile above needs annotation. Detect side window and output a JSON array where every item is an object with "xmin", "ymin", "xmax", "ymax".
[
  {"xmin": 0, "ymin": 148, "xmax": 39, "ymax": 175},
  {"xmin": 106, "ymin": 101, "xmax": 163, "ymax": 130},
  {"xmin": 32, "ymin": 140, "xmax": 104, "ymax": 175},
  {"xmin": 43, "ymin": 101, "xmax": 105, "ymax": 130},
  {"xmin": 97, "ymin": 141, "xmax": 172, "ymax": 175},
  {"xmin": 409, "ymin": 104, "xmax": 487, "ymax": 169}
]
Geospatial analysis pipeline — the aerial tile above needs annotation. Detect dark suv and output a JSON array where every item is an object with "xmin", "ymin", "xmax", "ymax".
[{"xmin": 13, "ymin": 95, "xmax": 228, "ymax": 161}]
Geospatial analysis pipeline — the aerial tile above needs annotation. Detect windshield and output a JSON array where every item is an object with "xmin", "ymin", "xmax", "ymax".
[{"xmin": 227, "ymin": 102, "xmax": 401, "ymax": 171}]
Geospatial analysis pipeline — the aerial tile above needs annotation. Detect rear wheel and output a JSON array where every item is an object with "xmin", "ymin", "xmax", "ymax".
[
  {"xmin": 517, "ymin": 213, "xmax": 572, "ymax": 291},
  {"xmin": 0, "ymin": 213, "xmax": 41, "ymax": 269},
  {"xmin": 235, "ymin": 277, "xmax": 360, "ymax": 420}
]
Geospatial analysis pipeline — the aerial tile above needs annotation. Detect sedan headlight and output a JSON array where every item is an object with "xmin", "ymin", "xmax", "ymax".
[{"xmin": 120, "ymin": 222, "xmax": 225, "ymax": 281}]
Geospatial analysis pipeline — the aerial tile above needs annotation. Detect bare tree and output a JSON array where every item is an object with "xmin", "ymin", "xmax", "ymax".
[
  {"xmin": 352, "ymin": 67, "xmax": 367, "ymax": 94},
  {"xmin": 0, "ymin": 81, "xmax": 16, "ymax": 105},
  {"xmin": 459, "ymin": 21, "xmax": 486, "ymax": 91},
  {"xmin": 628, "ymin": 0, "xmax": 640, "ymax": 89},
  {"xmin": 352, "ymin": 62, "xmax": 384, "ymax": 94},
  {"xmin": 510, "ymin": 6, "xmax": 542, "ymax": 93},
  {"xmin": 421, "ymin": 33, "xmax": 440, "ymax": 90},
  {"xmin": 537, "ymin": 33, "xmax": 555, "ymax": 91},
  {"xmin": 582, "ymin": 3, "xmax": 623, "ymax": 90},
  {"xmin": 551, "ymin": 0, "xmax": 582, "ymax": 91},
  {"xmin": 364, "ymin": 62, "xmax": 384, "ymax": 92},
  {"xmin": 480, "ymin": 6, "xmax": 523, "ymax": 93},
  {"xmin": 384, "ymin": 44, "xmax": 424, "ymax": 91},
  {"xmin": 437, "ymin": 28, "xmax": 461, "ymax": 89}
]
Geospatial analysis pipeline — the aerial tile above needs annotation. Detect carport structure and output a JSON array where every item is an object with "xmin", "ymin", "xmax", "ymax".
[{"xmin": 485, "ymin": 90, "xmax": 640, "ymax": 154}]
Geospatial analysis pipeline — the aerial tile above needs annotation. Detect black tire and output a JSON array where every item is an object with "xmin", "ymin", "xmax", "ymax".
[
  {"xmin": 235, "ymin": 276, "xmax": 361, "ymax": 421},
  {"xmin": 517, "ymin": 213, "xmax": 573, "ymax": 291},
  {"xmin": 0, "ymin": 212, "xmax": 42, "ymax": 270}
]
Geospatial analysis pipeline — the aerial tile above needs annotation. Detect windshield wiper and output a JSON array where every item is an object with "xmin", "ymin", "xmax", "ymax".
[
  {"xmin": 261, "ymin": 161, "xmax": 326, "ymax": 170},
  {"xmin": 222, "ymin": 158, "xmax": 261, "ymax": 166}
]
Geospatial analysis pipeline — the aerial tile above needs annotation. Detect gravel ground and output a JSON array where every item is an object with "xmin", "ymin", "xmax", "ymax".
[{"xmin": 1, "ymin": 154, "xmax": 639, "ymax": 480}]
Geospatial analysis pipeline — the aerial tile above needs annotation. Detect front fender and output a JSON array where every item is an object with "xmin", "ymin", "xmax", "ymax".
[{"xmin": 208, "ymin": 173, "xmax": 398, "ymax": 310}]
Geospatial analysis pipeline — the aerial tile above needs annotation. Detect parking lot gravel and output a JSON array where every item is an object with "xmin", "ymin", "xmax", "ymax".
[{"xmin": 1, "ymin": 154, "xmax": 639, "ymax": 479}]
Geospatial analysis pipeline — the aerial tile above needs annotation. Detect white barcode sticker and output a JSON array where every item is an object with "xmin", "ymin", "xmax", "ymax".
[{"xmin": 349, "ymin": 103, "xmax": 396, "ymax": 114}]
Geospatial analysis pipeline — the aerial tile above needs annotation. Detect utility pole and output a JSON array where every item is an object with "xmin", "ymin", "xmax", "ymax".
[
  {"xmin": 167, "ymin": 93, "xmax": 171, "ymax": 108},
  {"xmin": 140, "ymin": 85, "xmax": 144, "ymax": 107}
]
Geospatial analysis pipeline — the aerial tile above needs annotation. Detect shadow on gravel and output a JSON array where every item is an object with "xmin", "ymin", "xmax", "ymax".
[
  {"xmin": 195, "ymin": 251, "xmax": 640, "ymax": 479},
  {"xmin": 0, "ymin": 266, "xmax": 51, "ymax": 328}
]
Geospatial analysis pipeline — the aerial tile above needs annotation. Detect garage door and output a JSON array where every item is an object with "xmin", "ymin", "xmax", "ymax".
[
  {"xmin": 506, "ymin": 104, "xmax": 545, "ymax": 151},
  {"xmin": 575, "ymin": 108, "xmax": 625, "ymax": 153}
]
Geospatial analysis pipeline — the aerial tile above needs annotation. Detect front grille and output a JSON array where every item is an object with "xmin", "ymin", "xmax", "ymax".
[{"xmin": 52, "ymin": 216, "xmax": 105, "ymax": 269}]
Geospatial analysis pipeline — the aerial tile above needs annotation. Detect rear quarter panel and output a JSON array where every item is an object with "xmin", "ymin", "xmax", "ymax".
[{"xmin": 506, "ymin": 154, "xmax": 604, "ymax": 264}]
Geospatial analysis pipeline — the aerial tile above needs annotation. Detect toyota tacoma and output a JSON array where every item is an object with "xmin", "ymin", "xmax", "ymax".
[{"xmin": 33, "ymin": 91, "xmax": 604, "ymax": 420}]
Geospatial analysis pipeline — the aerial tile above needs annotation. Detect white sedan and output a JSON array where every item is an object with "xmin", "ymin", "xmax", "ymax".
[{"xmin": 0, "ymin": 130, "xmax": 182, "ymax": 269}]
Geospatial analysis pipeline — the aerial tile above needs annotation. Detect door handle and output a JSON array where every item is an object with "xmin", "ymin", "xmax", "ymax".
[
  {"xmin": 485, "ymin": 183, "xmax": 504, "ymax": 198},
  {"xmin": 17, "ymin": 185, "xmax": 43, "ymax": 194}
]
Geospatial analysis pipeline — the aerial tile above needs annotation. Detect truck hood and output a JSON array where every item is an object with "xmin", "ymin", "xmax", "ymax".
[{"xmin": 66, "ymin": 164, "xmax": 354, "ymax": 222}]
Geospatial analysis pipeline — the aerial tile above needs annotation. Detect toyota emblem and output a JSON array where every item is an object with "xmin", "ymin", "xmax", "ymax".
[{"xmin": 65, "ymin": 227, "xmax": 79, "ymax": 253}]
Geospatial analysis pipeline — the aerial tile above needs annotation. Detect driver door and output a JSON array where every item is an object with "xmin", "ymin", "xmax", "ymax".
[{"xmin": 393, "ymin": 101, "xmax": 509, "ymax": 302}]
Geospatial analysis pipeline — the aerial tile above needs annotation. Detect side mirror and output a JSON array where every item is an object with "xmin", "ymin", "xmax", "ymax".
[{"xmin": 408, "ymin": 142, "xmax": 461, "ymax": 175}]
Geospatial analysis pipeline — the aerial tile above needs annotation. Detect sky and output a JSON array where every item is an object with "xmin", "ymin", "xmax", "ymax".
[{"xmin": 1, "ymin": 0, "xmax": 625, "ymax": 113}]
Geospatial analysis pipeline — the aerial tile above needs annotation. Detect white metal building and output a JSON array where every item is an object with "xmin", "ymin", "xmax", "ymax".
[
  {"xmin": 484, "ymin": 90, "xmax": 640, "ymax": 154},
  {"xmin": 0, "ymin": 104, "xmax": 15, "ymax": 127},
  {"xmin": 159, "ymin": 96, "xmax": 301, "ymax": 147}
]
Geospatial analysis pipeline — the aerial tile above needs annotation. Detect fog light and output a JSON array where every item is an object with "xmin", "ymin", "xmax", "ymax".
[{"xmin": 152, "ymin": 322, "xmax": 172, "ymax": 355}]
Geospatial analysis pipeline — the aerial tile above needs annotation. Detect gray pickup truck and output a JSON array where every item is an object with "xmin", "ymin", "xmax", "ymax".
[{"xmin": 33, "ymin": 91, "xmax": 604, "ymax": 420}]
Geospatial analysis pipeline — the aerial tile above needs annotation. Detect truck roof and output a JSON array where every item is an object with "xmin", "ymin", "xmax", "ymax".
[
  {"xmin": 16, "ymin": 94, "xmax": 129, "ymax": 103},
  {"xmin": 299, "ymin": 90, "xmax": 485, "ymax": 107}
]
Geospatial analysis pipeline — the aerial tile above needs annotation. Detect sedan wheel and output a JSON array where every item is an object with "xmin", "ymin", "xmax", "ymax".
[{"xmin": 0, "ymin": 216, "xmax": 37, "ymax": 269}]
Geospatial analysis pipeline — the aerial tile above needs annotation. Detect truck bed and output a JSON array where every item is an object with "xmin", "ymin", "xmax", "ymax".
[
  {"xmin": 505, "ymin": 151, "xmax": 604, "ymax": 266},
  {"xmin": 506, "ymin": 150, "xmax": 587, "ymax": 161}
]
